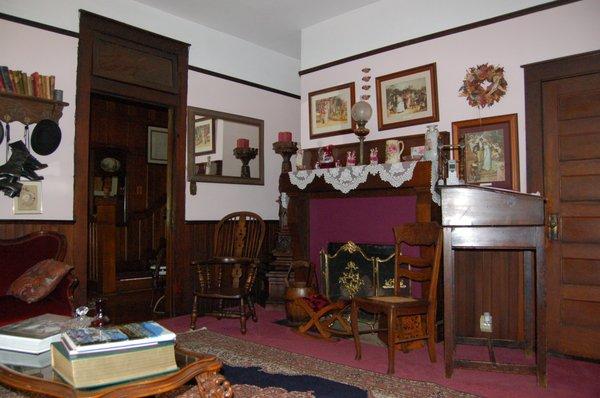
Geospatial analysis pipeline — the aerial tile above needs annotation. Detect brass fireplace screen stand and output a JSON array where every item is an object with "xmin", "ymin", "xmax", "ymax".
[{"xmin": 318, "ymin": 241, "xmax": 411, "ymax": 336}]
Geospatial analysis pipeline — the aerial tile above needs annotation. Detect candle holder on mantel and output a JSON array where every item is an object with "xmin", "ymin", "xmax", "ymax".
[
  {"xmin": 272, "ymin": 141, "xmax": 298, "ymax": 173},
  {"xmin": 233, "ymin": 147, "xmax": 258, "ymax": 178}
]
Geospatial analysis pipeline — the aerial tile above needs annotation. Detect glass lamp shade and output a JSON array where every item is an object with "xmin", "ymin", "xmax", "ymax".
[{"xmin": 351, "ymin": 100, "xmax": 372, "ymax": 123}]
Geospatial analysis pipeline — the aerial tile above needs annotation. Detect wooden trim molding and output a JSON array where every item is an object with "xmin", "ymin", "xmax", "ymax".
[
  {"xmin": 523, "ymin": 50, "xmax": 600, "ymax": 194},
  {"xmin": 299, "ymin": 0, "xmax": 583, "ymax": 76},
  {"xmin": 188, "ymin": 65, "xmax": 300, "ymax": 99},
  {"xmin": 0, "ymin": 12, "xmax": 79, "ymax": 38}
]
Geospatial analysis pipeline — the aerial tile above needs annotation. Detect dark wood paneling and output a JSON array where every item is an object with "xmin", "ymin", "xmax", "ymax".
[{"xmin": 93, "ymin": 34, "xmax": 178, "ymax": 94}]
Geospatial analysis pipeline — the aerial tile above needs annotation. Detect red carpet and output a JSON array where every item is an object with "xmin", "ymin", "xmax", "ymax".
[{"xmin": 161, "ymin": 307, "xmax": 600, "ymax": 398}]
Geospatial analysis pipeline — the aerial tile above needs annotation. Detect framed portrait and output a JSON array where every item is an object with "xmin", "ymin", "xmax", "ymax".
[
  {"xmin": 309, "ymin": 82, "xmax": 355, "ymax": 139},
  {"xmin": 13, "ymin": 181, "xmax": 42, "ymax": 214},
  {"xmin": 147, "ymin": 126, "xmax": 168, "ymax": 164},
  {"xmin": 194, "ymin": 117, "xmax": 216, "ymax": 156},
  {"xmin": 376, "ymin": 63, "xmax": 439, "ymax": 131},
  {"xmin": 452, "ymin": 113, "xmax": 519, "ymax": 190}
]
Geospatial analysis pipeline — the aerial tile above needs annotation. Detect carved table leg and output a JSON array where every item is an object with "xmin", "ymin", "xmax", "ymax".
[{"xmin": 195, "ymin": 371, "xmax": 233, "ymax": 398}]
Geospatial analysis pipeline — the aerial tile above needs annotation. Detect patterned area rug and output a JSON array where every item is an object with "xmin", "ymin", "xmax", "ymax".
[
  {"xmin": 0, "ymin": 330, "xmax": 476, "ymax": 398},
  {"xmin": 174, "ymin": 329, "xmax": 476, "ymax": 398}
]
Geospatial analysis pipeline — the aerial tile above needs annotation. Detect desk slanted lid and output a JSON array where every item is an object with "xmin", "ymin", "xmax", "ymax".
[{"xmin": 439, "ymin": 185, "xmax": 545, "ymax": 227}]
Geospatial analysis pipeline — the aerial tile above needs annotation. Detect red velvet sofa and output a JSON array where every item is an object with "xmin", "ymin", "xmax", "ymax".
[{"xmin": 0, "ymin": 231, "xmax": 78, "ymax": 327}]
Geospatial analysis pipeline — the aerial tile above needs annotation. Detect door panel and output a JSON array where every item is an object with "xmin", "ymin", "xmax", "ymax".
[{"xmin": 543, "ymin": 72, "xmax": 600, "ymax": 359}]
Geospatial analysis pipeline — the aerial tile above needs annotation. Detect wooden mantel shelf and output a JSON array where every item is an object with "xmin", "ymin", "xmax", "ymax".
[
  {"xmin": 280, "ymin": 161, "xmax": 433, "ymax": 197},
  {"xmin": 0, "ymin": 91, "xmax": 69, "ymax": 124}
]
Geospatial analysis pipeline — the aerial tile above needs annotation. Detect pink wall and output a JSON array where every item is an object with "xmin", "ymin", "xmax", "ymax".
[
  {"xmin": 186, "ymin": 71, "xmax": 300, "ymax": 220},
  {"xmin": 309, "ymin": 195, "xmax": 417, "ymax": 273},
  {"xmin": 299, "ymin": 0, "xmax": 600, "ymax": 193}
]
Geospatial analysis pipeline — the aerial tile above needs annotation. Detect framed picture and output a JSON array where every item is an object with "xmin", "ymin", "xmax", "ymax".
[
  {"xmin": 147, "ymin": 126, "xmax": 168, "ymax": 164},
  {"xmin": 452, "ymin": 113, "xmax": 519, "ymax": 190},
  {"xmin": 376, "ymin": 63, "xmax": 439, "ymax": 131},
  {"xmin": 194, "ymin": 117, "xmax": 216, "ymax": 156},
  {"xmin": 13, "ymin": 181, "xmax": 42, "ymax": 214},
  {"xmin": 309, "ymin": 82, "xmax": 355, "ymax": 139}
]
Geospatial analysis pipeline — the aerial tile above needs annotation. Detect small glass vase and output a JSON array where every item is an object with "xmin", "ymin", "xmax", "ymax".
[
  {"xmin": 424, "ymin": 125, "xmax": 439, "ymax": 161},
  {"xmin": 91, "ymin": 298, "xmax": 110, "ymax": 327}
]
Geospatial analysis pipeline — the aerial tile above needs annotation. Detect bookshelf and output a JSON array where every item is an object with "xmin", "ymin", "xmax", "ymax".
[{"xmin": 0, "ymin": 92, "xmax": 69, "ymax": 124}]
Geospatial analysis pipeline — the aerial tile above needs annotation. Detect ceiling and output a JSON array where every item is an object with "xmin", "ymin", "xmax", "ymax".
[{"xmin": 133, "ymin": 0, "xmax": 380, "ymax": 59}]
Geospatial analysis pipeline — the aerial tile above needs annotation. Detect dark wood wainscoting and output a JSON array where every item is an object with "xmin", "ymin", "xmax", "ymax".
[{"xmin": 0, "ymin": 222, "xmax": 76, "ymax": 267}]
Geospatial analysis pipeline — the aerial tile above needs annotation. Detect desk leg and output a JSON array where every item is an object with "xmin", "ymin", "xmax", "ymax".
[
  {"xmin": 387, "ymin": 307, "xmax": 396, "ymax": 374},
  {"xmin": 535, "ymin": 229, "xmax": 548, "ymax": 387},
  {"xmin": 443, "ymin": 228, "xmax": 455, "ymax": 378},
  {"xmin": 351, "ymin": 300, "xmax": 361, "ymax": 360}
]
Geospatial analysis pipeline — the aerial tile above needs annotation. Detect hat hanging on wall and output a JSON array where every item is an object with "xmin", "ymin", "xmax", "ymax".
[{"xmin": 31, "ymin": 119, "xmax": 62, "ymax": 156}]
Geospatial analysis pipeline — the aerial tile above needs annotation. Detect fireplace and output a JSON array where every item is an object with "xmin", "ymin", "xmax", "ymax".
[{"xmin": 320, "ymin": 241, "xmax": 411, "ymax": 301}]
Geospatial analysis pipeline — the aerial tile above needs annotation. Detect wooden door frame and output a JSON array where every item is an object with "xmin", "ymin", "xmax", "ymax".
[
  {"xmin": 74, "ymin": 11, "xmax": 189, "ymax": 315},
  {"xmin": 523, "ymin": 50, "xmax": 600, "ymax": 194}
]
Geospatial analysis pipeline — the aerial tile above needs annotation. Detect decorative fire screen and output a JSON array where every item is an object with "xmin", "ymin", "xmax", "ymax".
[{"xmin": 320, "ymin": 241, "xmax": 411, "ymax": 302}]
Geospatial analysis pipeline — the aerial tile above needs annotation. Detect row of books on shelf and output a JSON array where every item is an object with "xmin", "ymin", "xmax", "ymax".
[
  {"xmin": 0, "ymin": 314, "xmax": 178, "ymax": 389},
  {"xmin": 0, "ymin": 66, "xmax": 56, "ymax": 99}
]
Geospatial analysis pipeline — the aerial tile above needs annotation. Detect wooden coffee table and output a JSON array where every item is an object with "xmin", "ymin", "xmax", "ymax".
[{"xmin": 0, "ymin": 346, "xmax": 232, "ymax": 398}]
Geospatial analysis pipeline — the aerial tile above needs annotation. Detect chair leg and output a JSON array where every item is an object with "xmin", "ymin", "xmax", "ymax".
[
  {"xmin": 427, "ymin": 314, "xmax": 437, "ymax": 363},
  {"xmin": 351, "ymin": 300, "xmax": 362, "ymax": 360},
  {"xmin": 247, "ymin": 296, "xmax": 258, "ymax": 322},
  {"xmin": 190, "ymin": 295, "xmax": 198, "ymax": 330},
  {"xmin": 240, "ymin": 298, "xmax": 247, "ymax": 334},
  {"xmin": 387, "ymin": 308, "xmax": 396, "ymax": 374}
]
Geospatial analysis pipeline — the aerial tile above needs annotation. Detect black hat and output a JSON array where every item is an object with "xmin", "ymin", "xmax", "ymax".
[{"xmin": 31, "ymin": 119, "xmax": 62, "ymax": 156}]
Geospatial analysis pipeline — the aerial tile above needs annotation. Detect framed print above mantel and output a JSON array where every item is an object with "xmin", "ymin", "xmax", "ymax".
[
  {"xmin": 376, "ymin": 63, "xmax": 439, "ymax": 131},
  {"xmin": 452, "ymin": 113, "xmax": 519, "ymax": 190},
  {"xmin": 309, "ymin": 82, "xmax": 355, "ymax": 139}
]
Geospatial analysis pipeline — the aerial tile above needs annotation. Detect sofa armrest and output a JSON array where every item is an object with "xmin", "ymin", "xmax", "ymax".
[{"xmin": 45, "ymin": 271, "xmax": 79, "ymax": 315}]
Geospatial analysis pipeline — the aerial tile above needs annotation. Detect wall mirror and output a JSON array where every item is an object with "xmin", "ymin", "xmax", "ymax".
[{"xmin": 187, "ymin": 106, "xmax": 264, "ymax": 186}]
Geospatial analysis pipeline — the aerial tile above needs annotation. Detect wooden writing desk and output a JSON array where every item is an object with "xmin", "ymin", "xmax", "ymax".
[{"xmin": 440, "ymin": 185, "xmax": 547, "ymax": 387}]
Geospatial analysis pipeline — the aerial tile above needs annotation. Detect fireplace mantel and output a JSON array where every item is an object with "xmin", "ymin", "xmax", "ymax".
[
  {"xmin": 266, "ymin": 133, "xmax": 446, "ymax": 306},
  {"xmin": 282, "ymin": 160, "xmax": 438, "ymax": 261}
]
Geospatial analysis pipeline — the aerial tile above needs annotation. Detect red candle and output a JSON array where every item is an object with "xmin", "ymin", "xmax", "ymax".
[
  {"xmin": 237, "ymin": 138, "xmax": 249, "ymax": 148},
  {"xmin": 278, "ymin": 131, "xmax": 292, "ymax": 142}
]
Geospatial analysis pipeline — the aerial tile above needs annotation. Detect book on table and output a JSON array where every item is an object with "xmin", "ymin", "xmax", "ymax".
[
  {"xmin": 50, "ymin": 341, "xmax": 178, "ymax": 389},
  {"xmin": 0, "ymin": 314, "xmax": 72, "ymax": 354},
  {"xmin": 61, "ymin": 321, "xmax": 176, "ymax": 355},
  {"xmin": 0, "ymin": 348, "xmax": 51, "ymax": 368}
]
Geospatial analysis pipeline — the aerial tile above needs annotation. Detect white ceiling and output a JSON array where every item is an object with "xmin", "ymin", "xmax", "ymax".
[{"xmin": 133, "ymin": 0, "xmax": 380, "ymax": 59}]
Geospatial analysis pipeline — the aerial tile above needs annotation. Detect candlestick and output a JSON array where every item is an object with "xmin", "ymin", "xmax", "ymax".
[
  {"xmin": 233, "ymin": 147, "xmax": 258, "ymax": 178},
  {"xmin": 273, "ymin": 141, "xmax": 298, "ymax": 173}
]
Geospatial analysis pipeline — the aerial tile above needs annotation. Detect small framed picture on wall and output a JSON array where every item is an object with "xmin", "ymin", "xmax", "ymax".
[
  {"xmin": 13, "ymin": 181, "xmax": 42, "ymax": 214},
  {"xmin": 194, "ymin": 117, "xmax": 216, "ymax": 156},
  {"xmin": 148, "ymin": 126, "xmax": 168, "ymax": 164},
  {"xmin": 376, "ymin": 63, "xmax": 439, "ymax": 131},
  {"xmin": 308, "ymin": 82, "xmax": 355, "ymax": 139},
  {"xmin": 452, "ymin": 113, "xmax": 519, "ymax": 190}
]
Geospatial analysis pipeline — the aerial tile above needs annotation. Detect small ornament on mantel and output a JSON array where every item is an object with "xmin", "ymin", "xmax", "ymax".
[
  {"xmin": 459, "ymin": 63, "xmax": 507, "ymax": 108},
  {"xmin": 346, "ymin": 150, "xmax": 357, "ymax": 167},
  {"xmin": 369, "ymin": 147, "xmax": 379, "ymax": 165}
]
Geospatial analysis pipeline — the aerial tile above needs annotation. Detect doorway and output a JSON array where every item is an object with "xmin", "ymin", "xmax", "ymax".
[
  {"xmin": 87, "ymin": 94, "xmax": 168, "ymax": 321},
  {"xmin": 74, "ymin": 11, "xmax": 189, "ymax": 322},
  {"xmin": 524, "ymin": 50, "xmax": 600, "ymax": 359}
]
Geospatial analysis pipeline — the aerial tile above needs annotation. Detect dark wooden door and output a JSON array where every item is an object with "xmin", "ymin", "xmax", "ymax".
[{"xmin": 542, "ymin": 71, "xmax": 600, "ymax": 359}]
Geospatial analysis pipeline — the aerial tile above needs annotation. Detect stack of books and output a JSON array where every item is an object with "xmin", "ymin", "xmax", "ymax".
[
  {"xmin": 0, "ymin": 314, "xmax": 72, "ymax": 368},
  {"xmin": 51, "ymin": 321, "xmax": 177, "ymax": 388},
  {"xmin": 0, "ymin": 66, "xmax": 56, "ymax": 99}
]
